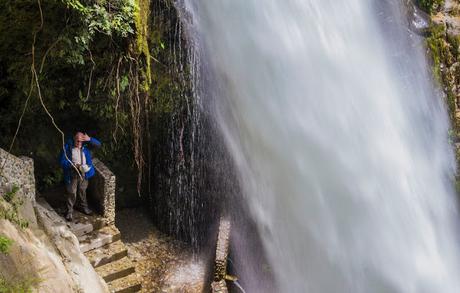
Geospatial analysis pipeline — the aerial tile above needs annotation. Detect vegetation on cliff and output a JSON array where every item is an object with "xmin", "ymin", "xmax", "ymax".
[
  {"xmin": 416, "ymin": 0, "xmax": 444, "ymax": 13},
  {"xmin": 0, "ymin": 0, "xmax": 211, "ymax": 248},
  {"xmin": 0, "ymin": 186, "xmax": 29, "ymax": 229},
  {"xmin": 0, "ymin": 236, "xmax": 13, "ymax": 254},
  {"xmin": 426, "ymin": 23, "xmax": 460, "ymax": 130},
  {"xmin": 0, "ymin": 0, "xmax": 187, "ymax": 203},
  {"xmin": 421, "ymin": 0, "xmax": 460, "ymax": 194},
  {"xmin": 0, "ymin": 186, "xmax": 38, "ymax": 293}
]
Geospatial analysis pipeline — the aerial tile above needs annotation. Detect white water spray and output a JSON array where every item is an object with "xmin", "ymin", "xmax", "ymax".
[{"xmin": 177, "ymin": 0, "xmax": 460, "ymax": 292}]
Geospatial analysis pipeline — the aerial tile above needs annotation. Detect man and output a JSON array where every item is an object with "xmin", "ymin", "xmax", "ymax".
[{"xmin": 59, "ymin": 132, "xmax": 101, "ymax": 221}]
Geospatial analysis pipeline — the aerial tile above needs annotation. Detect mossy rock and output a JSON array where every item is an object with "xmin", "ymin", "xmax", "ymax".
[{"xmin": 416, "ymin": 0, "xmax": 445, "ymax": 14}]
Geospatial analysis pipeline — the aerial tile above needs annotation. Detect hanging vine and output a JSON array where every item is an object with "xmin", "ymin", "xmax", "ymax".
[
  {"xmin": 126, "ymin": 0, "xmax": 153, "ymax": 195},
  {"xmin": 0, "ymin": 0, "xmax": 146, "ymax": 187}
]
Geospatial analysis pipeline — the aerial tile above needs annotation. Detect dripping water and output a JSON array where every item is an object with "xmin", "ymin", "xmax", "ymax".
[{"xmin": 176, "ymin": 0, "xmax": 460, "ymax": 292}]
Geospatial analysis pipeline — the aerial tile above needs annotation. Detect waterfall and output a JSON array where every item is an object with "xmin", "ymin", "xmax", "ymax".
[{"xmin": 176, "ymin": 0, "xmax": 460, "ymax": 292}]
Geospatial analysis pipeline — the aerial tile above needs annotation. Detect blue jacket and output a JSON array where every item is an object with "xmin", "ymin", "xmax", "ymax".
[{"xmin": 59, "ymin": 137, "xmax": 101, "ymax": 185}]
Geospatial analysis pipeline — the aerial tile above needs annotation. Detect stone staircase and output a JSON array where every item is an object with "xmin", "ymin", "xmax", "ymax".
[
  {"xmin": 39, "ymin": 158, "xmax": 141, "ymax": 292},
  {"xmin": 69, "ymin": 211, "xmax": 142, "ymax": 293}
]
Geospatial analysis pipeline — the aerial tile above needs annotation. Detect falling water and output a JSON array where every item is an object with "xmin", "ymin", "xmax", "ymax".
[
  {"xmin": 233, "ymin": 280, "xmax": 247, "ymax": 293},
  {"xmin": 149, "ymin": 0, "xmax": 239, "ymax": 250},
  {"xmin": 176, "ymin": 0, "xmax": 460, "ymax": 292}
]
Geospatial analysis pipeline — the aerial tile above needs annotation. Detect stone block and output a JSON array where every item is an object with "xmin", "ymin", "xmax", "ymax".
[
  {"xmin": 88, "ymin": 158, "xmax": 116, "ymax": 225},
  {"xmin": 0, "ymin": 148, "xmax": 36, "ymax": 202}
]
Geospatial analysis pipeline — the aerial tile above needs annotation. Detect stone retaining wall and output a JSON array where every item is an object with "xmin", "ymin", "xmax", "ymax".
[
  {"xmin": 88, "ymin": 158, "xmax": 116, "ymax": 225},
  {"xmin": 0, "ymin": 149, "xmax": 116, "ymax": 226},
  {"xmin": 0, "ymin": 148, "xmax": 35, "ymax": 201}
]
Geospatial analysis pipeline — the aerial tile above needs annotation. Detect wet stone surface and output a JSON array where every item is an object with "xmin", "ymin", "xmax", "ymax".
[{"xmin": 116, "ymin": 208, "xmax": 206, "ymax": 293}]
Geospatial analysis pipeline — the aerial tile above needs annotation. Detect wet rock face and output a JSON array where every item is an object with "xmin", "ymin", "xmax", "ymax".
[
  {"xmin": 146, "ymin": 0, "xmax": 239, "ymax": 250},
  {"xmin": 432, "ymin": 0, "xmax": 460, "ymax": 35},
  {"xmin": 408, "ymin": 2, "xmax": 431, "ymax": 36},
  {"xmin": 0, "ymin": 219, "xmax": 76, "ymax": 293},
  {"xmin": 426, "ymin": 0, "xmax": 460, "ymax": 130},
  {"xmin": 376, "ymin": 0, "xmax": 430, "ymax": 36},
  {"xmin": 421, "ymin": 0, "xmax": 460, "ymax": 187}
]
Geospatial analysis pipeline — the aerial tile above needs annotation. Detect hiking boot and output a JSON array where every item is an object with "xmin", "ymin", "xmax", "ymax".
[
  {"xmin": 81, "ymin": 208, "xmax": 93, "ymax": 216},
  {"xmin": 75, "ymin": 206, "xmax": 93, "ymax": 216},
  {"xmin": 65, "ymin": 212, "xmax": 73, "ymax": 222}
]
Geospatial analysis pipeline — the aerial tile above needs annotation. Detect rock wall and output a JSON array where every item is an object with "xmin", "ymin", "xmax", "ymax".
[
  {"xmin": 0, "ymin": 148, "xmax": 37, "ymax": 226},
  {"xmin": 423, "ymin": 0, "xmax": 460, "ymax": 186},
  {"xmin": 0, "ymin": 218, "xmax": 76, "ymax": 292}
]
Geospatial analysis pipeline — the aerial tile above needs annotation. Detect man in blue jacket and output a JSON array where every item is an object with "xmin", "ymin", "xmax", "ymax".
[{"xmin": 59, "ymin": 132, "xmax": 101, "ymax": 221}]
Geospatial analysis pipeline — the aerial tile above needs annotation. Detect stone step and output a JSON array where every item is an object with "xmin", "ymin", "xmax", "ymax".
[
  {"xmin": 70, "ymin": 211, "xmax": 107, "ymax": 237},
  {"xmin": 107, "ymin": 273, "xmax": 142, "ymax": 293},
  {"xmin": 79, "ymin": 225, "xmax": 121, "ymax": 253},
  {"xmin": 95, "ymin": 256, "xmax": 135, "ymax": 283},
  {"xmin": 84, "ymin": 240, "xmax": 128, "ymax": 268}
]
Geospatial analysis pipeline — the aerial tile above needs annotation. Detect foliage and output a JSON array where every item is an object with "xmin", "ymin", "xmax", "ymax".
[
  {"xmin": 416, "ymin": 0, "xmax": 444, "ymax": 13},
  {"xmin": 0, "ymin": 185, "xmax": 29, "ymax": 229},
  {"xmin": 0, "ymin": 235, "xmax": 40, "ymax": 293},
  {"xmin": 63, "ymin": 0, "xmax": 135, "ymax": 37},
  {"xmin": 0, "ymin": 194, "xmax": 37, "ymax": 292},
  {"xmin": 426, "ymin": 24, "xmax": 444, "ymax": 84},
  {"xmin": 0, "ymin": 275, "xmax": 40, "ymax": 293},
  {"xmin": 60, "ymin": 0, "xmax": 135, "ymax": 64},
  {"xmin": 0, "ymin": 189, "xmax": 39, "ymax": 293},
  {"xmin": 0, "ymin": 0, "xmax": 139, "ymax": 190},
  {"xmin": 0, "ymin": 235, "xmax": 13, "ymax": 255},
  {"xmin": 426, "ymin": 23, "xmax": 458, "ymax": 125},
  {"xmin": 0, "ymin": 0, "xmax": 190, "ymax": 206},
  {"xmin": 425, "ymin": 17, "xmax": 460, "ymax": 201},
  {"xmin": 2, "ymin": 186, "xmax": 19, "ymax": 203},
  {"xmin": 41, "ymin": 169, "xmax": 63, "ymax": 190}
]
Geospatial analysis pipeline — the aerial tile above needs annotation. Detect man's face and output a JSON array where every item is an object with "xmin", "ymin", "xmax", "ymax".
[{"xmin": 74, "ymin": 132, "xmax": 83, "ymax": 148}]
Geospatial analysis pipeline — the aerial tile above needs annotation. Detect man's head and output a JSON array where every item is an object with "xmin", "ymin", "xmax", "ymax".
[{"xmin": 74, "ymin": 132, "xmax": 84, "ymax": 148}]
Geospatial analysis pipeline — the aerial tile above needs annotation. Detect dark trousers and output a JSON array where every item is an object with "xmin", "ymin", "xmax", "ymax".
[{"xmin": 65, "ymin": 176, "xmax": 89, "ymax": 214}]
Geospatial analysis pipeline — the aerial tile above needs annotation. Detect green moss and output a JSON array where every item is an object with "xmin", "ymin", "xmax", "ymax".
[
  {"xmin": 0, "ymin": 275, "xmax": 40, "ymax": 293},
  {"xmin": 0, "ymin": 0, "xmax": 138, "ymax": 191},
  {"xmin": 447, "ymin": 33, "xmax": 460, "ymax": 63},
  {"xmin": 426, "ymin": 23, "xmax": 446, "ymax": 84},
  {"xmin": 416, "ymin": 0, "xmax": 445, "ymax": 13},
  {"xmin": 426, "ymin": 22, "xmax": 460, "ymax": 132},
  {"xmin": 0, "ymin": 186, "xmax": 29, "ymax": 229},
  {"xmin": 133, "ymin": 0, "xmax": 152, "ymax": 91},
  {"xmin": 0, "ymin": 235, "xmax": 13, "ymax": 255},
  {"xmin": 426, "ymin": 16, "xmax": 460, "ymax": 198},
  {"xmin": 0, "ymin": 0, "xmax": 185, "ymax": 201}
]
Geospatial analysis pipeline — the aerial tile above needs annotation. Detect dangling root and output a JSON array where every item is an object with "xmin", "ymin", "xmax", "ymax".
[
  {"xmin": 128, "ymin": 61, "xmax": 145, "ymax": 195},
  {"xmin": 1, "ymin": 0, "xmax": 81, "ymax": 179}
]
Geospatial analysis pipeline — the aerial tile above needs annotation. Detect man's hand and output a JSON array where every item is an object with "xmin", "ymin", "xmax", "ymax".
[
  {"xmin": 82, "ymin": 133, "xmax": 91, "ymax": 142},
  {"xmin": 76, "ymin": 133, "xmax": 91, "ymax": 142}
]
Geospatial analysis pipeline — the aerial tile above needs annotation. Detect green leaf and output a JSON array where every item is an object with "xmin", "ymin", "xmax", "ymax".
[{"xmin": 0, "ymin": 235, "xmax": 13, "ymax": 254}]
